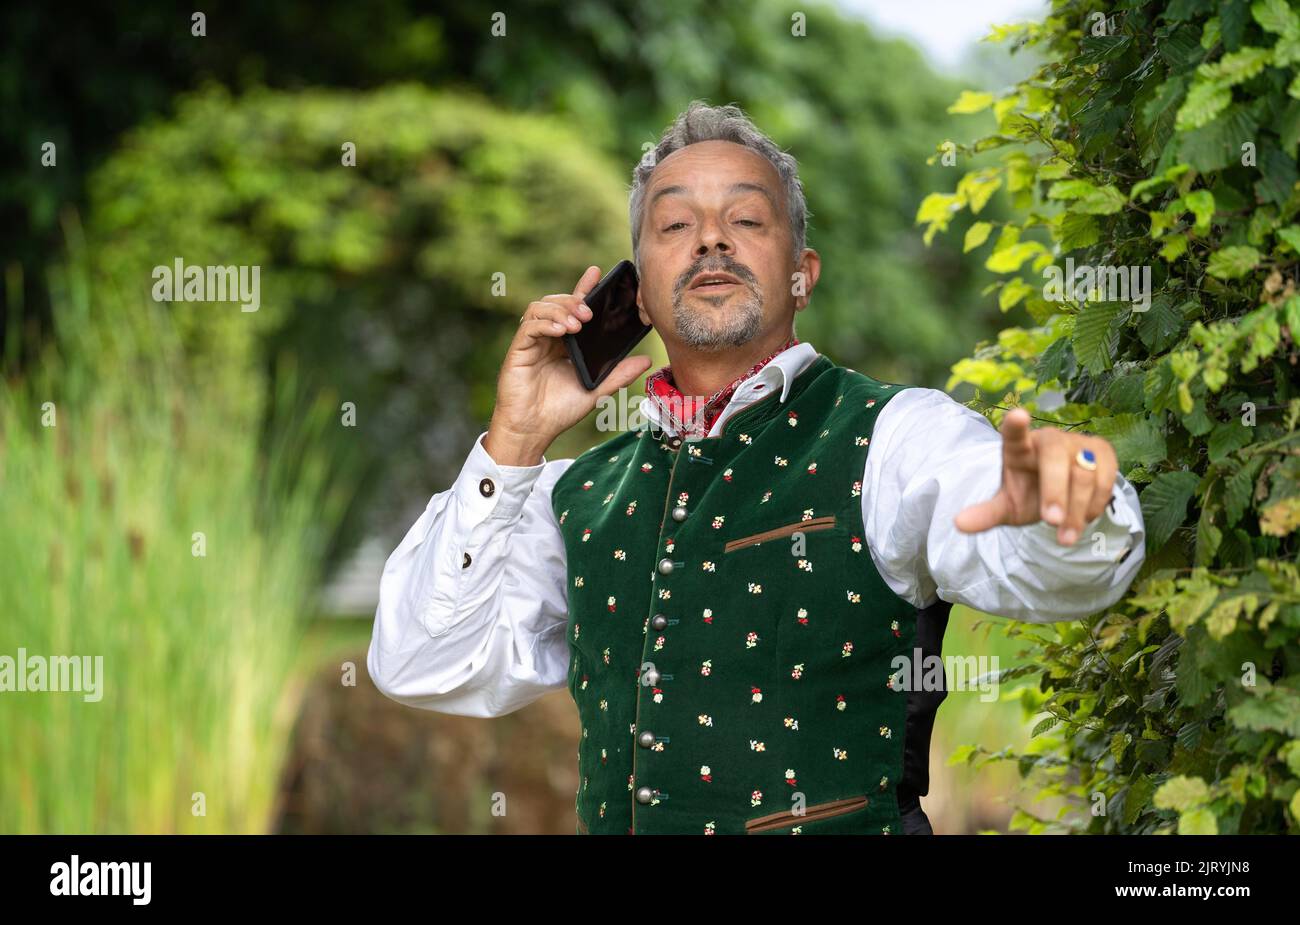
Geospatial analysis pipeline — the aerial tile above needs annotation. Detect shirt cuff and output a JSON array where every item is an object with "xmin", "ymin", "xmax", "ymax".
[
  {"xmin": 451, "ymin": 431, "xmax": 549, "ymax": 524},
  {"xmin": 1014, "ymin": 475, "xmax": 1144, "ymax": 566}
]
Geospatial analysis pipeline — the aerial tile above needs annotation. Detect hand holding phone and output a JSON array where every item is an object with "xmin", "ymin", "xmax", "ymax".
[{"xmin": 483, "ymin": 264, "xmax": 654, "ymax": 467}]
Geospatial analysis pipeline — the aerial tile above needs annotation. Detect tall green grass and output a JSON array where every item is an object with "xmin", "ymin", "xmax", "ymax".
[{"xmin": 0, "ymin": 219, "xmax": 351, "ymax": 833}]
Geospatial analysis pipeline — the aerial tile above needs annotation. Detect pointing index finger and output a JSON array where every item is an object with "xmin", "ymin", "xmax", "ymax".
[{"xmin": 1000, "ymin": 408, "xmax": 1034, "ymax": 465}]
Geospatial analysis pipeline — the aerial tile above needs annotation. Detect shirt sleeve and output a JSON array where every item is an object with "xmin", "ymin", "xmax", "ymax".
[
  {"xmin": 366, "ymin": 431, "xmax": 574, "ymax": 717},
  {"xmin": 859, "ymin": 388, "xmax": 1146, "ymax": 623}
]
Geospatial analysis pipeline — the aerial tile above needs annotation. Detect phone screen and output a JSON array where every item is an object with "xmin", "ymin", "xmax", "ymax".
[{"xmin": 566, "ymin": 260, "xmax": 651, "ymax": 390}]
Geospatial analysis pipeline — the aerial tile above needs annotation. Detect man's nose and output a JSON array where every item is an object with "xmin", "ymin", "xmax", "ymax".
[{"xmin": 694, "ymin": 217, "xmax": 733, "ymax": 257}]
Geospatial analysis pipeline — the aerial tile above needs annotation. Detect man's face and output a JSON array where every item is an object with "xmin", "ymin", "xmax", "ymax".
[{"xmin": 635, "ymin": 140, "xmax": 815, "ymax": 352}]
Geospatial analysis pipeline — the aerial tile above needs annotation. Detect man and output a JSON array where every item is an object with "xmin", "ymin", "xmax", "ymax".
[{"xmin": 368, "ymin": 101, "xmax": 1146, "ymax": 835}]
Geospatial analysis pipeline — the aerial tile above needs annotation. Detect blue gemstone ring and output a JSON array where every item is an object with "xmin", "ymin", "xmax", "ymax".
[{"xmin": 1075, "ymin": 447, "xmax": 1098, "ymax": 471}]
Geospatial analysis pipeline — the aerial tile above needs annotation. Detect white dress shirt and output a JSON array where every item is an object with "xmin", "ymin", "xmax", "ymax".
[{"xmin": 367, "ymin": 342, "xmax": 1146, "ymax": 718}]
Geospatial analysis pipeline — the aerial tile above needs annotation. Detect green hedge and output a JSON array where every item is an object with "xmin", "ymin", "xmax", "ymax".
[
  {"xmin": 923, "ymin": 0, "xmax": 1300, "ymax": 834},
  {"xmin": 86, "ymin": 84, "xmax": 632, "ymax": 542}
]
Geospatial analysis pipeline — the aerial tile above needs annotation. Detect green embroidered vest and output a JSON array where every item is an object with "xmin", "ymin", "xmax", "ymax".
[{"xmin": 551, "ymin": 354, "xmax": 916, "ymax": 834}]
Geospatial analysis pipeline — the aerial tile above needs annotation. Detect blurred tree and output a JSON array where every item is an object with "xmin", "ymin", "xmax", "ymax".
[
  {"xmin": 87, "ymin": 85, "xmax": 631, "ymax": 547},
  {"xmin": 8, "ymin": 0, "xmax": 1021, "ymax": 551},
  {"xmin": 5, "ymin": 0, "xmax": 1004, "ymax": 384}
]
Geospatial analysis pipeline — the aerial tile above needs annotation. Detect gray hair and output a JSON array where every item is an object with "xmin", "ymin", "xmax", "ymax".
[{"xmin": 629, "ymin": 100, "xmax": 809, "ymax": 270}]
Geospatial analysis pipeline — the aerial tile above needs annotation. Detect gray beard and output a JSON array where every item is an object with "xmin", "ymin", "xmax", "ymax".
[{"xmin": 672, "ymin": 285, "xmax": 764, "ymax": 350}]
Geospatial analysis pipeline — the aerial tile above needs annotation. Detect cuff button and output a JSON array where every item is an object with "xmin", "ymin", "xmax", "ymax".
[{"xmin": 479, "ymin": 477, "xmax": 495, "ymax": 497}]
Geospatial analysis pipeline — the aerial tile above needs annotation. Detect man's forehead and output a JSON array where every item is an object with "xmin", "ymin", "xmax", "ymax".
[{"xmin": 647, "ymin": 141, "xmax": 780, "ymax": 199}]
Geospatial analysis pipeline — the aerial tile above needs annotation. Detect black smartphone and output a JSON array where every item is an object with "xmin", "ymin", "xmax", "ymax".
[{"xmin": 563, "ymin": 259, "xmax": 651, "ymax": 391}]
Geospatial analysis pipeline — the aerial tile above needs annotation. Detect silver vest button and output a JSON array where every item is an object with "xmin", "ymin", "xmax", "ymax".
[
  {"xmin": 636, "ymin": 786, "xmax": 654, "ymax": 804},
  {"xmin": 657, "ymin": 557, "xmax": 674, "ymax": 575},
  {"xmin": 671, "ymin": 506, "xmax": 687, "ymax": 522},
  {"xmin": 637, "ymin": 730, "xmax": 655, "ymax": 748},
  {"xmin": 643, "ymin": 668, "xmax": 661, "ymax": 686},
  {"xmin": 650, "ymin": 614, "xmax": 668, "ymax": 630}
]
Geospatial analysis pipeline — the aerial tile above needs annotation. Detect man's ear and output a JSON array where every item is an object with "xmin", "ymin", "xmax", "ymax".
[
  {"xmin": 793, "ymin": 248, "xmax": 822, "ymax": 312},
  {"xmin": 637, "ymin": 283, "xmax": 651, "ymax": 326}
]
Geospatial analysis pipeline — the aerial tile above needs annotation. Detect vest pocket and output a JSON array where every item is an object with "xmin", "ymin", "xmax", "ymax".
[
  {"xmin": 723, "ymin": 515, "xmax": 837, "ymax": 553},
  {"xmin": 745, "ymin": 794, "xmax": 869, "ymax": 833}
]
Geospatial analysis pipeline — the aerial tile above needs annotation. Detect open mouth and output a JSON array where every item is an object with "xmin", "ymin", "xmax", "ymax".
[{"xmin": 689, "ymin": 272, "xmax": 743, "ymax": 291}]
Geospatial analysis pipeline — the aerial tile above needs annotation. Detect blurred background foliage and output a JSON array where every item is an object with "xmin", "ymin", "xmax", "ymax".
[
  {"xmin": 5, "ymin": 0, "xmax": 1010, "ymax": 547},
  {"xmin": 0, "ymin": 216, "xmax": 353, "ymax": 832},
  {"xmin": 85, "ymin": 84, "xmax": 632, "ymax": 544},
  {"xmin": 2, "ymin": 0, "xmax": 1049, "ymax": 833}
]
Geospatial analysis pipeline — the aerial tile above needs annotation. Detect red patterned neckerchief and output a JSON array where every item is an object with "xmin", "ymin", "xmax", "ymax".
[{"xmin": 645, "ymin": 335, "xmax": 801, "ymax": 439}]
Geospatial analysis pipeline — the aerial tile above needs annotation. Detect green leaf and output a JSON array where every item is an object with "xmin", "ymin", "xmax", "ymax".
[
  {"xmin": 1176, "ymin": 80, "xmax": 1232, "ymax": 130},
  {"xmin": 1203, "ymin": 14, "xmax": 1223, "ymax": 50},
  {"xmin": 1227, "ymin": 684, "xmax": 1300, "ymax": 735},
  {"xmin": 1182, "ymin": 395, "xmax": 1215, "ymax": 435},
  {"xmin": 1256, "ymin": 142, "xmax": 1300, "ymax": 206},
  {"xmin": 999, "ymin": 278, "xmax": 1035, "ymax": 311},
  {"xmin": 1141, "ymin": 470, "xmax": 1201, "ymax": 550},
  {"xmin": 1222, "ymin": 0, "xmax": 1252, "ymax": 50},
  {"xmin": 1032, "ymin": 715, "xmax": 1060, "ymax": 737},
  {"xmin": 1145, "ymin": 360, "xmax": 1181, "ymax": 415},
  {"xmin": 1278, "ymin": 99, "xmax": 1300, "ymax": 152},
  {"xmin": 1206, "ymin": 245, "xmax": 1261, "ymax": 278},
  {"xmin": 1277, "ymin": 31, "xmax": 1300, "ymax": 66},
  {"xmin": 1124, "ymin": 775, "xmax": 1157, "ymax": 825},
  {"xmin": 1130, "ymin": 164, "xmax": 1190, "ymax": 201},
  {"xmin": 1196, "ymin": 46, "xmax": 1272, "ymax": 86},
  {"xmin": 1139, "ymin": 76, "xmax": 1187, "ymax": 162},
  {"xmin": 1053, "ymin": 211, "xmax": 1101, "ymax": 251},
  {"xmin": 1183, "ymin": 189, "xmax": 1215, "ymax": 231},
  {"xmin": 1252, "ymin": 0, "xmax": 1300, "ymax": 35},
  {"xmin": 958, "ymin": 168, "xmax": 1003, "ymax": 214},
  {"xmin": 1100, "ymin": 372, "xmax": 1148, "ymax": 413},
  {"xmin": 1154, "ymin": 775, "xmax": 1210, "ymax": 812},
  {"xmin": 985, "ymin": 241, "xmax": 1047, "ymax": 273},
  {"xmin": 1277, "ymin": 225, "xmax": 1300, "ymax": 252},
  {"xmin": 1286, "ymin": 294, "xmax": 1300, "ymax": 334},
  {"xmin": 1179, "ymin": 807, "xmax": 1219, "ymax": 834},
  {"xmin": 1168, "ymin": 0, "xmax": 1213, "ymax": 23},
  {"xmin": 1048, "ymin": 179, "xmax": 1127, "ymax": 214},
  {"xmin": 1138, "ymin": 296, "xmax": 1190, "ymax": 352},
  {"xmin": 1224, "ymin": 457, "xmax": 1265, "ymax": 525},
  {"xmin": 1196, "ymin": 506, "xmax": 1223, "ymax": 566},
  {"xmin": 1110, "ymin": 731, "xmax": 1131, "ymax": 763},
  {"xmin": 964, "ymin": 221, "xmax": 993, "ymax": 252},
  {"xmin": 1177, "ymin": 105, "xmax": 1259, "ymax": 172},
  {"xmin": 1207, "ymin": 421, "xmax": 1254, "ymax": 463},
  {"xmin": 1160, "ymin": 23, "xmax": 1209, "ymax": 69},
  {"xmin": 1034, "ymin": 337, "xmax": 1074, "ymax": 383},
  {"xmin": 947, "ymin": 744, "xmax": 978, "ymax": 766},
  {"xmin": 1093, "ymin": 414, "xmax": 1169, "ymax": 469},
  {"xmin": 1072, "ymin": 300, "xmax": 1124, "ymax": 374},
  {"xmin": 948, "ymin": 90, "xmax": 995, "ymax": 114},
  {"xmin": 1161, "ymin": 235, "xmax": 1190, "ymax": 261}
]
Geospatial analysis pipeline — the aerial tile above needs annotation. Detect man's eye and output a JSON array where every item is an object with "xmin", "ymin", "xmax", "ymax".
[
  {"xmin": 735, "ymin": 219, "xmax": 761, "ymax": 227},
  {"xmin": 663, "ymin": 222, "xmax": 687, "ymax": 232}
]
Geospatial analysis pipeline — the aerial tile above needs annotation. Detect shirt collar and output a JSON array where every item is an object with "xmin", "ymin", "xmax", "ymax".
[{"xmin": 639, "ymin": 341, "xmax": 820, "ymax": 437}]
